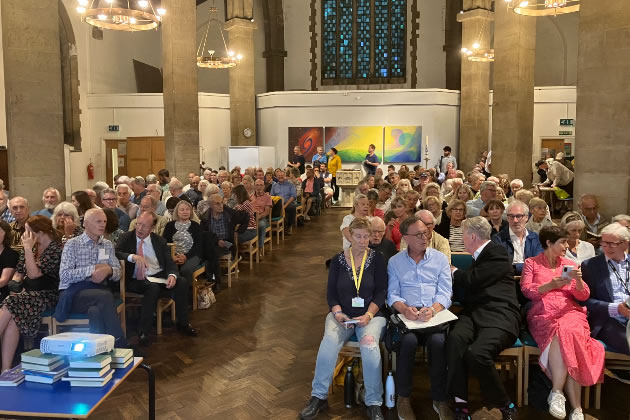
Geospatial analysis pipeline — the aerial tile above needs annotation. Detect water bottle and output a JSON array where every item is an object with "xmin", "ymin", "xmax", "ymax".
[
  {"xmin": 385, "ymin": 371, "xmax": 396, "ymax": 408},
  {"xmin": 344, "ymin": 365, "xmax": 355, "ymax": 408}
]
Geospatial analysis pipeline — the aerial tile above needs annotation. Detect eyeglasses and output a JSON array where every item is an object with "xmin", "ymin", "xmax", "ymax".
[
  {"xmin": 452, "ymin": 208, "xmax": 465, "ymax": 212},
  {"xmin": 507, "ymin": 214, "xmax": 527, "ymax": 220},
  {"xmin": 102, "ymin": 198, "xmax": 116, "ymax": 202},
  {"xmin": 372, "ymin": 230, "xmax": 385, "ymax": 235},
  {"xmin": 601, "ymin": 240, "xmax": 625, "ymax": 248},
  {"xmin": 405, "ymin": 231, "xmax": 430, "ymax": 240}
]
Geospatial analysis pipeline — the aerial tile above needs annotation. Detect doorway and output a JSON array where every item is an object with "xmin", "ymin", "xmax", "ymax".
[
  {"xmin": 105, "ymin": 137, "xmax": 165, "ymax": 186},
  {"xmin": 540, "ymin": 138, "xmax": 573, "ymax": 160}
]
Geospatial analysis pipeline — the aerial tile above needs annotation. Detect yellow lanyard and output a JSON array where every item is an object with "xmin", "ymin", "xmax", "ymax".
[{"xmin": 349, "ymin": 249, "xmax": 368, "ymax": 296}]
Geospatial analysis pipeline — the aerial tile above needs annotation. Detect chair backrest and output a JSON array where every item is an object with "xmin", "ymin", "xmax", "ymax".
[
  {"xmin": 119, "ymin": 260, "xmax": 126, "ymax": 302},
  {"xmin": 451, "ymin": 252, "xmax": 473, "ymax": 271}
]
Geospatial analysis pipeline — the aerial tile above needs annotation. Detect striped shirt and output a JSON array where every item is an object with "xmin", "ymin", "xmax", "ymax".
[
  {"xmin": 59, "ymin": 233, "xmax": 121, "ymax": 290},
  {"xmin": 449, "ymin": 225, "xmax": 466, "ymax": 252}
]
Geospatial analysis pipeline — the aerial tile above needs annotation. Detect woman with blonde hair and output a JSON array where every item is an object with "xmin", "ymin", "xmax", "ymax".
[
  {"xmin": 436, "ymin": 199, "xmax": 468, "ymax": 252},
  {"xmin": 51, "ymin": 202, "xmax": 83, "ymax": 243},
  {"xmin": 423, "ymin": 196, "xmax": 444, "ymax": 225},
  {"xmin": 340, "ymin": 194, "xmax": 369, "ymax": 250},
  {"xmin": 450, "ymin": 184, "xmax": 474, "ymax": 204},
  {"xmin": 385, "ymin": 197, "xmax": 411, "ymax": 250},
  {"xmin": 560, "ymin": 212, "xmax": 595, "ymax": 264},
  {"xmin": 163, "ymin": 200, "xmax": 202, "ymax": 289},
  {"xmin": 396, "ymin": 179, "xmax": 412, "ymax": 196}
]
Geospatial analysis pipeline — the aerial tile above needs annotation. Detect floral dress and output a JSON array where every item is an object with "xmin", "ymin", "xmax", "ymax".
[{"xmin": 2, "ymin": 241, "xmax": 63, "ymax": 337}]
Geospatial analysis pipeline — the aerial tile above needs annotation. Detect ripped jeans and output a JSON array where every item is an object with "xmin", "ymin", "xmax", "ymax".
[{"xmin": 311, "ymin": 312, "xmax": 386, "ymax": 406}]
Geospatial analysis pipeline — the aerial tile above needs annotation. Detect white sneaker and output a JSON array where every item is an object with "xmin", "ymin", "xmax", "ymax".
[
  {"xmin": 569, "ymin": 408, "xmax": 584, "ymax": 420},
  {"xmin": 547, "ymin": 390, "xmax": 567, "ymax": 419},
  {"xmin": 304, "ymin": 215, "xmax": 311, "ymax": 221}
]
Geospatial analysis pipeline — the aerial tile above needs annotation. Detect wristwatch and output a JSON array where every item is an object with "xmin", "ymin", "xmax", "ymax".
[{"xmin": 430, "ymin": 307, "xmax": 437, "ymax": 317}]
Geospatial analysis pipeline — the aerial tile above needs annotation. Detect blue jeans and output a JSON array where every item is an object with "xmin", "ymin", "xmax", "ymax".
[
  {"xmin": 257, "ymin": 218, "xmax": 269, "ymax": 248},
  {"xmin": 238, "ymin": 229, "xmax": 256, "ymax": 243},
  {"xmin": 311, "ymin": 312, "xmax": 386, "ymax": 406}
]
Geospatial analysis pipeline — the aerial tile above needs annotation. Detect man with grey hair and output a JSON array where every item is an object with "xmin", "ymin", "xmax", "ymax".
[
  {"xmin": 145, "ymin": 174, "xmax": 158, "ymax": 185},
  {"xmin": 101, "ymin": 188, "xmax": 131, "ymax": 231},
  {"xmin": 130, "ymin": 176, "xmax": 147, "ymax": 205},
  {"xmin": 31, "ymin": 187, "xmax": 60, "ymax": 218},
  {"xmin": 8, "ymin": 197, "xmax": 30, "ymax": 251},
  {"xmin": 577, "ymin": 194, "xmax": 609, "ymax": 248},
  {"xmin": 115, "ymin": 175, "xmax": 131, "ymax": 186},
  {"xmin": 116, "ymin": 183, "xmax": 139, "ymax": 220},
  {"xmin": 466, "ymin": 180, "xmax": 499, "ymax": 217},
  {"xmin": 416, "ymin": 210, "xmax": 451, "ymax": 263},
  {"xmin": 146, "ymin": 183, "xmax": 167, "ymax": 215},
  {"xmin": 612, "ymin": 214, "xmax": 630, "ymax": 228},
  {"xmin": 581, "ymin": 222, "xmax": 630, "ymax": 355},
  {"xmin": 492, "ymin": 200, "xmax": 543, "ymax": 275},
  {"xmin": 447, "ymin": 216, "xmax": 521, "ymax": 420},
  {"xmin": 92, "ymin": 181, "xmax": 109, "ymax": 208},
  {"xmin": 368, "ymin": 217, "xmax": 396, "ymax": 264},
  {"xmin": 129, "ymin": 196, "xmax": 168, "ymax": 236}
]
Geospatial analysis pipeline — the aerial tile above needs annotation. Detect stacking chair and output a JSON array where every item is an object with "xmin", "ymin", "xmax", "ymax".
[
  {"xmin": 261, "ymin": 211, "xmax": 273, "ymax": 257},
  {"xmin": 236, "ymin": 219, "xmax": 259, "ymax": 270},
  {"xmin": 270, "ymin": 197, "xmax": 285, "ymax": 245},
  {"xmin": 331, "ymin": 334, "xmax": 389, "ymax": 395},
  {"xmin": 589, "ymin": 344, "xmax": 630, "ymax": 409},
  {"xmin": 451, "ymin": 252, "xmax": 474, "ymax": 270},
  {"xmin": 295, "ymin": 194, "xmax": 304, "ymax": 224},
  {"xmin": 497, "ymin": 338, "xmax": 524, "ymax": 407},
  {"xmin": 219, "ymin": 230, "xmax": 240, "ymax": 288}
]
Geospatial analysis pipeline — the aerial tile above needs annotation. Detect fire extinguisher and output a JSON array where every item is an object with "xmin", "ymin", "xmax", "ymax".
[{"xmin": 87, "ymin": 162, "xmax": 95, "ymax": 180}]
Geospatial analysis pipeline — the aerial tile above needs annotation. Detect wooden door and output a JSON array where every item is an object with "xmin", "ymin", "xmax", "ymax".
[
  {"xmin": 0, "ymin": 149, "xmax": 8, "ymax": 190},
  {"xmin": 105, "ymin": 140, "xmax": 127, "ymax": 187},
  {"xmin": 126, "ymin": 137, "xmax": 165, "ymax": 178},
  {"xmin": 540, "ymin": 138, "xmax": 565, "ymax": 160}
]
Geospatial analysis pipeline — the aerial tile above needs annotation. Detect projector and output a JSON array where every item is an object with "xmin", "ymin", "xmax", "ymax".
[{"xmin": 40, "ymin": 333, "xmax": 115, "ymax": 357}]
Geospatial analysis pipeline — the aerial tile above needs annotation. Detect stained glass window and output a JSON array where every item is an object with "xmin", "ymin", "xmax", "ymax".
[{"xmin": 321, "ymin": 0, "xmax": 406, "ymax": 83}]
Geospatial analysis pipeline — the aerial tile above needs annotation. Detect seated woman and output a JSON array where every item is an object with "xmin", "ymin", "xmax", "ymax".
[
  {"xmin": 484, "ymin": 199, "xmax": 508, "ymax": 236},
  {"xmin": 165, "ymin": 196, "xmax": 180, "ymax": 221},
  {"xmin": 436, "ymin": 199, "xmax": 467, "ymax": 252},
  {"xmin": 420, "ymin": 182, "xmax": 442, "ymax": 205},
  {"xmin": 340, "ymin": 194, "xmax": 369, "ymax": 250},
  {"xmin": 196, "ymin": 184, "xmax": 220, "ymax": 218},
  {"xmin": 521, "ymin": 226, "xmax": 604, "ymax": 420},
  {"xmin": 71, "ymin": 190, "xmax": 95, "ymax": 227},
  {"xmin": 299, "ymin": 218, "xmax": 387, "ymax": 420},
  {"xmin": 366, "ymin": 190, "xmax": 384, "ymax": 219},
  {"xmin": 264, "ymin": 172, "xmax": 274, "ymax": 193},
  {"xmin": 423, "ymin": 196, "xmax": 444, "ymax": 225},
  {"xmin": 0, "ymin": 221, "xmax": 19, "ymax": 302},
  {"xmin": 242, "ymin": 175, "xmax": 255, "ymax": 199},
  {"xmin": 395, "ymin": 179, "xmax": 412, "ymax": 197},
  {"xmin": 231, "ymin": 174, "xmax": 242, "ymax": 187},
  {"xmin": 449, "ymin": 184, "xmax": 474, "ymax": 205},
  {"xmin": 526, "ymin": 198, "xmax": 555, "ymax": 234},
  {"xmin": 163, "ymin": 201, "xmax": 202, "ymax": 288},
  {"xmin": 103, "ymin": 208, "xmax": 124, "ymax": 247},
  {"xmin": 560, "ymin": 212, "xmax": 595, "ymax": 265},
  {"xmin": 233, "ymin": 185, "xmax": 257, "ymax": 244},
  {"xmin": 221, "ymin": 181, "xmax": 237, "ymax": 209},
  {"xmin": 0, "ymin": 216, "xmax": 62, "ymax": 372},
  {"xmin": 384, "ymin": 197, "xmax": 411, "ymax": 251},
  {"xmin": 52, "ymin": 201, "xmax": 83, "ymax": 243}
]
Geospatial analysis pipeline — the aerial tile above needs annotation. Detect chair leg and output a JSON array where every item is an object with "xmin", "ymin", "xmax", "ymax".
[
  {"xmin": 157, "ymin": 309, "xmax": 163, "ymax": 335},
  {"xmin": 595, "ymin": 383, "xmax": 601, "ymax": 410},
  {"xmin": 227, "ymin": 256, "xmax": 232, "ymax": 288},
  {"xmin": 249, "ymin": 245, "xmax": 253, "ymax": 270},
  {"xmin": 584, "ymin": 386, "xmax": 590, "ymax": 409},
  {"xmin": 171, "ymin": 301, "xmax": 176, "ymax": 322},
  {"xmin": 524, "ymin": 350, "xmax": 530, "ymax": 406},
  {"xmin": 193, "ymin": 283, "xmax": 198, "ymax": 311},
  {"xmin": 121, "ymin": 308, "xmax": 127, "ymax": 338},
  {"xmin": 517, "ymin": 351, "xmax": 523, "ymax": 407}
]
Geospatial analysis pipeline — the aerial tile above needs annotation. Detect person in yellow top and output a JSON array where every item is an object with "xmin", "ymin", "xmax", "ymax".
[{"xmin": 327, "ymin": 147, "xmax": 342, "ymax": 204}]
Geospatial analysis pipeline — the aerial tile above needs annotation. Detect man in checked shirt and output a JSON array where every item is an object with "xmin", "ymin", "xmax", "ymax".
[{"xmin": 57, "ymin": 208, "xmax": 127, "ymax": 346}]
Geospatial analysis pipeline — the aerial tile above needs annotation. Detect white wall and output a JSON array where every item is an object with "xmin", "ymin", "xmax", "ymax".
[
  {"xmin": 534, "ymin": 13, "xmax": 579, "ymax": 87},
  {"xmin": 283, "ymin": 0, "xmax": 311, "ymax": 91},
  {"xmin": 417, "ymin": 0, "xmax": 446, "ymax": 89},
  {"xmin": 256, "ymin": 89, "xmax": 460, "ymax": 169}
]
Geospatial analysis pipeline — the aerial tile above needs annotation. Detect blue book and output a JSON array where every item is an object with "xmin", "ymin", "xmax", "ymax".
[{"xmin": 0, "ymin": 365, "xmax": 25, "ymax": 386}]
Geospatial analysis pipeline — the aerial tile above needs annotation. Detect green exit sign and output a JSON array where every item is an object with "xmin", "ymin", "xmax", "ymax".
[{"xmin": 560, "ymin": 119, "xmax": 574, "ymax": 126}]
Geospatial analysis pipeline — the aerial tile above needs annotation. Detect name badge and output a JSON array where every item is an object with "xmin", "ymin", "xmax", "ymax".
[
  {"xmin": 98, "ymin": 248, "xmax": 108, "ymax": 261},
  {"xmin": 352, "ymin": 297, "xmax": 365, "ymax": 308}
]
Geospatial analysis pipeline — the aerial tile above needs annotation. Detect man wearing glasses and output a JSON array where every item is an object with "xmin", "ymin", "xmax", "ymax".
[
  {"xmin": 368, "ymin": 217, "xmax": 396, "ymax": 264},
  {"xmin": 491, "ymin": 200, "xmax": 543, "ymax": 275},
  {"xmin": 417, "ymin": 210, "xmax": 451, "ymax": 264},
  {"xmin": 466, "ymin": 181, "xmax": 500, "ymax": 218},
  {"xmin": 387, "ymin": 216, "xmax": 453, "ymax": 420},
  {"xmin": 581, "ymin": 222, "xmax": 630, "ymax": 356},
  {"xmin": 100, "ymin": 188, "xmax": 131, "ymax": 231},
  {"xmin": 376, "ymin": 182, "xmax": 393, "ymax": 212}
]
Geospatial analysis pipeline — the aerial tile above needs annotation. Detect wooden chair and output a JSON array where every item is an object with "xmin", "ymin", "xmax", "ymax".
[
  {"xmin": 219, "ymin": 232, "xmax": 240, "ymax": 288},
  {"xmin": 261, "ymin": 211, "xmax": 273, "ymax": 257},
  {"xmin": 295, "ymin": 194, "xmax": 304, "ymax": 224},
  {"xmin": 236, "ymin": 219, "xmax": 259, "ymax": 270},
  {"xmin": 270, "ymin": 198, "xmax": 285, "ymax": 245},
  {"xmin": 497, "ymin": 338, "xmax": 524, "ymax": 407},
  {"xmin": 589, "ymin": 346, "xmax": 630, "ymax": 409},
  {"xmin": 40, "ymin": 309, "xmax": 54, "ymax": 336},
  {"xmin": 331, "ymin": 335, "xmax": 389, "ymax": 394},
  {"xmin": 53, "ymin": 260, "xmax": 126, "ymax": 337},
  {"xmin": 521, "ymin": 332, "xmax": 540, "ymax": 406}
]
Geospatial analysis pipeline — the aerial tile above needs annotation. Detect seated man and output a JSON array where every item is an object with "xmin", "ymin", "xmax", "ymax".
[
  {"xmin": 368, "ymin": 217, "xmax": 397, "ymax": 264},
  {"xmin": 577, "ymin": 194, "xmax": 609, "ymax": 249},
  {"xmin": 57, "ymin": 209, "xmax": 127, "ymax": 346},
  {"xmin": 417, "ymin": 210, "xmax": 451, "ymax": 263},
  {"xmin": 116, "ymin": 184, "xmax": 139, "ymax": 220},
  {"xmin": 101, "ymin": 188, "xmax": 131, "ymax": 231},
  {"xmin": 492, "ymin": 201, "xmax": 543, "ymax": 274},
  {"xmin": 31, "ymin": 187, "xmax": 60, "ymax": 218},
  {"xmin": 581, "ymin": 223, "xmax": 630, "ymax": 355},
  {"xmin": 116, "ymin": 211, "xmax": 196, "ymax": 346},
  {"xmin": 448, "ymin": 217, "xmax": 521, "ymax": 420},
  {"xmin": 376, "ymin": 182, "xmax": 393, "ymax": 212},
  {"xmin": 200, "ymin": 194, "xmax": 248, "ymax": 256},
  {"xmin": 466, "ymin": 181, "xmax": 498, "ymax": 218},
  {"xmin": 387, "ymin": 216, "xmax": 452, "ymax": 420},
  {"xmin": 301, "ymin": 167, "xmax": 323, "ymax": 221},
  {"xmin": 8, "ymin": 197, "xmax": 30, "ymax": 251},
  {"xmin": 129, "ymin": 196, "xmax": 168, "ymax": 235},
  {"xmin": 146, "ymin": 183, "xmax": 167, "ymax": 216},
  {"xmin": 270, "ymin": 169, "xmax": 297, "ymax": 235}
]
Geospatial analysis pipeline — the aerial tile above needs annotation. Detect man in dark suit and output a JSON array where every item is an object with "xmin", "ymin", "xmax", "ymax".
[
  {"xmin": 448, "ymin": 216, "xmax": 521, "ymax": 420},
  {"xmin": 581, "ymin": 222, "xmax": 630, "ymax": 355},
  {"xmin": 116, "ymin": 211, "xmax": 197, "ymax": 346}
]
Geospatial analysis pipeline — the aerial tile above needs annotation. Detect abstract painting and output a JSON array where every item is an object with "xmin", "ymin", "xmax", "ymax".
[
  {"xmin": 384, "ymin": 126, "xmax": 423, "ymax": 163},
  {"xmin": 324, "ymin": 126, "xmax": 383, "ymax": 163},
  {"xmin": 288, "ymin": 127, "xmax": 324, "ymax": 162}
]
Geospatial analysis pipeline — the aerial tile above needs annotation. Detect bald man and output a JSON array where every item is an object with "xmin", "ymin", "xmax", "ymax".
[
  {"xmin": 57, "ymin": 209, "xmax": 127, "ymax": 346},
  {"xmin": 8, "ymin": 197, "xmax": 30, "ymax": 251}
]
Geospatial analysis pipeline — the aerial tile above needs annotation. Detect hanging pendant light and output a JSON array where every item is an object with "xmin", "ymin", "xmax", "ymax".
[
  {"xmin": 196, "ymin": 4, "xmax": 243, "ymax": 69},
  {"xmin": 504, "ymin": 0, "xmax": 580, "ymax": 16},
  {"xmin": 76, "ymin": 0, "xmax": 165, "ymax": 32}
]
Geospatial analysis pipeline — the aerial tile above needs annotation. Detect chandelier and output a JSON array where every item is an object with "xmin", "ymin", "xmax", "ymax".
[
  {"xmin": 460, "ymin": 9, "xmax": 494, "ymax": 62},
  {"xmin": 75, "ymin": 0, "xmax": 165, "ymax": 32},
  {"xmin": 504, "ymin": 0, "xmax": 580, "ymax": 16},
  {"xmin": 197, "ymin": 5, "xmax": 242, "ymax": 69}
]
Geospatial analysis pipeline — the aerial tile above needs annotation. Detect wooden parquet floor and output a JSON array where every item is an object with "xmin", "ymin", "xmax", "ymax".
[{"xmin": 59, "ymin": 209, "xmax": 627, "ymax": 419}]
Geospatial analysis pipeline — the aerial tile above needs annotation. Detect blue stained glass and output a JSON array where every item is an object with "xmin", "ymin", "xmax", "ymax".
[
  {"xmin": 338, "ymin": 0, "xmax": 353, "ymax": 78},
  {"xmin": 322, "ymin": 0, "xmax": 338, "ymax": 79},
  {"xmin": 356, "ymin": 0, "xmax": 371, "ymax": 78},
  {"xmin": 390, "ymin": 0, "xmax": 405, "ymax": 77}
]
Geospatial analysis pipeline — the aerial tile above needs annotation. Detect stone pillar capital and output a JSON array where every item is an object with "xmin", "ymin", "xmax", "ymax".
[
  {"xmin": 224, "ymin": 18, "xmax": 257, "ymax": 32},
  {"xmin": 457, "ymin": 8, "xmax": 494, "ymax": 22},
  {"xmin": 463, "ymin": 0, "xmax": 493, "ymax": 10}
]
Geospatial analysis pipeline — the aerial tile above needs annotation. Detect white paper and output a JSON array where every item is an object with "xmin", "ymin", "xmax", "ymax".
[
  {"xmin": 147, "ymin": 277, "xmax": 168, "ymax": 284},
  {"xmin": 398, "ymin": 309, "xmax": 458, "ymax": 330},
  {"xmin": 98, "ymin": 248, "xmax": 108, "ymax": 261}
]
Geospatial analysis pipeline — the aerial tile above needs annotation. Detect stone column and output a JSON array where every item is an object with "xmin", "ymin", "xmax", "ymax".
[
  {"xmin": 491, "ymin": 5, "xmax": 536, "ymax": 183},
  {"xmin": 574, "ymin": 0, "xmax": 630, "ymax": 216},
  {"xmin": 225, "ymin": 17, "xmax": 257, "ymax": 146},
  {"xmin": 162, "ymin": 0, "xmax": 200, "ymax": 180},
  {"xmin": 262, "ymin": 0, "xmax": 286, "ymax": 92},
  {"xmin": 457, "ymin": 0, "xmax": 493, "ymax": 172},
  {"xmin": 2, "ymin": 0, "xmax": 65, "ymax": 205}
]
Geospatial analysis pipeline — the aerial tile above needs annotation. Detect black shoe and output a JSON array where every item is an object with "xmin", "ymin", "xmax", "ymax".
[
  {"xmin": 138, "ymin": 332, "xmax": 150, "ymax": 347},
  {"xmin": 299, "ymin": 396, "xmax": 328, "ymax": 420},
  {"xmin": 177, "ymin": 323, "xmax": 198, "ymax": 337},
  {"xmin": 366, "ymin": 405, "xmax": 384, "ymax": 420},
  {"xmin": 500, "ymin": 403, "xmax": 518, "ymax": 420}
]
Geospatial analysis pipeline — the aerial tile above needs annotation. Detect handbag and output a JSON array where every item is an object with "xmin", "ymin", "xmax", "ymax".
[{"xmin": 196, "ymin": 284, "xmax": 216, "ymax": 310}]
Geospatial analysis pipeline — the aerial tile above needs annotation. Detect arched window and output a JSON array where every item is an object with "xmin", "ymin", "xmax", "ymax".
[{"xmin": 322, "ymin": 0, "xmax": 406, "ymax": 85}]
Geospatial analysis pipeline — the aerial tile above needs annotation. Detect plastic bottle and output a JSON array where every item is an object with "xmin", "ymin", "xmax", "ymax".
[
  {"xmin": 344, "ymin": 365, "xmax": 355, "ymax": 408},
  {"xmin": 385, "ymin": 371, "xmax": 396, "ymax": 408}
]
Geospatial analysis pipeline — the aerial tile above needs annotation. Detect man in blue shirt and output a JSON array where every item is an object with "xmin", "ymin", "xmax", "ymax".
[
  {"xmin": 31, "ymin": 187, "xmax": 60, "ymax": 218},
  {"xmin": 270, "ymin": 170, "xmax": 297, "ymax": 235},
  {"xmin": 311, "ymin": 146, "xmax": 327, "ymax": 165},
  {"xmin": 363, "ymin": 144, "xmax": 379, "ymax": 176},
  {"xmin": 387, "ymin": 215, "xmax": 453, "ymax": 420}
]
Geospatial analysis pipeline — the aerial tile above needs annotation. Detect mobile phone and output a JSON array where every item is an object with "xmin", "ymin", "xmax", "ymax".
[
  {"xmin": 561, "ymin": 265, "xmax": 574, "ymax": 279},
  {"xmin": 223, "ymin": 241, "xmax": 232, "ymax": 248},
  {"xmin": 344, "ymin": 319, "xmax": 359, "ymax": 325}
]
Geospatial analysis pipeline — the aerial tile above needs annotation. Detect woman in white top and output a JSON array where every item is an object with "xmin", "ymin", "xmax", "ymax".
[
  {"xmin": 561, "ymin": 212, "xmax": 595, "ymax": 264},
  {"xmin": 526, "ymin": 198, "xmax": 555, "ymax": 234},
  {"xmin": 340, "ymin": 194, "xmax": 369, "ymax": 250}
]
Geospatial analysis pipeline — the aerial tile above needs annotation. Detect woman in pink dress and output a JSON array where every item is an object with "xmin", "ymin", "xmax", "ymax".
[{"xmin": 521, "ymin": 226, "xmax": 604, "ymax": 420}]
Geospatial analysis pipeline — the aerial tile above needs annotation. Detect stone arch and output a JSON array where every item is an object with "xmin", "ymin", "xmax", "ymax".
[{"xmin": 58, "ymin": 0, "xmax": 82, "ymax": 151}]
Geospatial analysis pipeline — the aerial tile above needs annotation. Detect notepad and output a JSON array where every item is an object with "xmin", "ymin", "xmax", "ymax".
[
  {"xmin": 398, "ymin": 309, "xmax": 458, "ymax": 330},
  {"xmin": 147, "ymin": 276, "xmax": 168, "ymax": 284}
]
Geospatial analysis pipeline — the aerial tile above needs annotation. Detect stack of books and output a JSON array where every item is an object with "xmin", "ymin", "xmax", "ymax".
[
  {"xmin": 110, "ymin": 348, "xmax": 133, "ymax": 369},
  {"xmin": 62, "ymin": 353, "xmax": 113, "ymax": 387},
  {"xmin": 20, "ymin": 350, "xmax": 68, "ymax": 384},
  {"xmin": 0, "ymin": 365, "xmax": 25, "ymax": 386}
]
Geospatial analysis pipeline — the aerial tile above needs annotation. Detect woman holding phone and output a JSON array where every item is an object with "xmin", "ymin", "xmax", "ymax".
[
  {"xmin": 299, "ymin": 218, "xmax": 387, "ymax": 420},
  {"xmin": 520, "ymin": 226, "xmax": 604, "ymax": 420}
]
